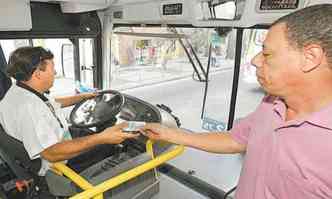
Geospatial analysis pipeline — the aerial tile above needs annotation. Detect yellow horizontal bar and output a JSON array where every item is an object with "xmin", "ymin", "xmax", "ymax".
[
  {"xmin": 69, "ymin": 145, "xmax": 184, "ymax": 199},
  {"xmin": 52, "ymin": 163, "xmax": 103, "ymax": 199}
]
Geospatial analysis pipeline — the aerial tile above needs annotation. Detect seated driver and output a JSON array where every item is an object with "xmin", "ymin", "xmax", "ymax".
[{"xmin": 0, "ymin": 46, "xmax": 138, "ymax": 176}]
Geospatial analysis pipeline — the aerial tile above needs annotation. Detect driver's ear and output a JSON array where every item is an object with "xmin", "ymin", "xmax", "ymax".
[
  {"xmin": 300, "ymin": 44, "xmax": 324, "ymax": 73},
  {"xmin": 31, "ymin": 69, "xmax": 41, "ymax": 80}
]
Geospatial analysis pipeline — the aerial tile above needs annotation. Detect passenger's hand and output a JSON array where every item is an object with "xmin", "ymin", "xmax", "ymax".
[
  {"xmin": 140, "ymin": 123, "xmax": 178, "ymax": 142},
  {"xmin": 100, "ymin": 122, "xmax": 139, "ymax": 144}
]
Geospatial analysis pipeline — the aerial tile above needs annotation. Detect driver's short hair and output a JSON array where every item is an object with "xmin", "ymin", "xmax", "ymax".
[
  {"xmin": 272, "ymin": 4, "xmax": 332, "ymax": 65},
  {"xmin": 7, "ymin": 46, "xmax": 54, "ymax": 81}
]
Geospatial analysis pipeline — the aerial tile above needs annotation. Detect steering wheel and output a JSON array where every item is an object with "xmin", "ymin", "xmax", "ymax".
[{"xmin": 69, "ymin": 90, "xmax": 125, "ymax": 128}]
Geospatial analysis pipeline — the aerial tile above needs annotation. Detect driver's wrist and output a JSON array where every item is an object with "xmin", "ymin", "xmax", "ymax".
[
  {"xmin": 81, "ymin": 92, "xmax": 96, "ymax": 100},
  {"xmin": 95, "ymin": 133, "xmax": 108, "ymax": 144}
]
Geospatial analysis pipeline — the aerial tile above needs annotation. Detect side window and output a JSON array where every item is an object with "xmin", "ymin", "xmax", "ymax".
[
  {"xmin": 79, "ymin": 38, "xmax": 94, "ymax": 89},
  {"xmin": 33, "ymin": 39, "xmax": 76, "ymax": 96},
  {"xmin": 0, "ymin": 40, "xmax": 31, "ymax": 61},
  {"xmin": 234, "ymin": 29, "xmax": 267, "ymax": 120}
]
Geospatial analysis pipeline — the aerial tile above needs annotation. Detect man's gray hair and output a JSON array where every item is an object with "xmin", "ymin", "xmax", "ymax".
[{"xmin": 272, "ymin": 4, "xmax": 332, "ymax": 64}]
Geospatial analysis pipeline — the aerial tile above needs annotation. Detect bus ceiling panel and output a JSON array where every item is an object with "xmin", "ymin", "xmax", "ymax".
[
  {"xmin": 107, "ymin": 0, "xmax": 332, "ymax": 28},
  {"xmin": 31, "ymin": 0, "xmax": 114, "ymax": 13},
  {"xmin": 106, "ymin": 0, "xmax": 194, "ymax": 26},
  {"xmin": 191, "ymin": 0, "xmax": 308, "ymax": 27},
  {"xmin": 0, "ymin": 0, "xmax": 32, "ymax": 31},
  {"xmin": 0, "ymin": 2, "xmax": 101, "ymax": 38}
]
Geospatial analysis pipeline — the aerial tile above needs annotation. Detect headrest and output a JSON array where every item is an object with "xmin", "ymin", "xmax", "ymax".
[{"xmin": 0, "ymin": 70, "xmax": 11, "ymax": 100}]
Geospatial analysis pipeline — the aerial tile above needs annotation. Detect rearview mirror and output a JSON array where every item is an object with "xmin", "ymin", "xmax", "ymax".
[{"xmin": 213, "ymin": 1, "xmax": 236, "ymax": 20}]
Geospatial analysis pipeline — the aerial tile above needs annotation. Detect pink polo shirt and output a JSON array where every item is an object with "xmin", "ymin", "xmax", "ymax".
[{"xmin": 230, "ymin": 95, "xmax": 332, "ymax": 199}]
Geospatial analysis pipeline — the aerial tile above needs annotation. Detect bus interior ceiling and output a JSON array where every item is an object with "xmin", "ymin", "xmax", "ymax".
[{"xmin": 0, "ymin": 0, "xmax": 331, "ymax": 199}]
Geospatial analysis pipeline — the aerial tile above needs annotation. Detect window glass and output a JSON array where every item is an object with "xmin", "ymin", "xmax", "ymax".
[
  {"xmin": 0, "ymin": 38, "xmax": 96, "ymax": 96},
  {"xmin": 0, "ymin": 39, "xmax": 30, "ymax": 61},
  {"xmin": 79, "ymin": 38, "xmax": 94, "ymax": 88},
  {"xmin": 109, "ymin": 26, "xmax": 235, "ymax": 129},
  {"xmin": 32, "ymin": 39, "xmax": 76, "ymax": 96},
  {"xmin": 234, "ymin": 29, "xmax": 267, "ymax": 120},
  {"xmin": 108, "ymin": 27, "xmax": 227, "ymax": 91},
  {"xmin": 108, "ymin": 27, "xmax": 241, "ymax": 190}
]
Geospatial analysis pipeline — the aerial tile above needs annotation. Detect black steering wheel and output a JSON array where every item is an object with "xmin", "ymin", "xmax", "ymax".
[{"xmin": 69, "ymin": 90, "xmax": 125, "ymax": 128}]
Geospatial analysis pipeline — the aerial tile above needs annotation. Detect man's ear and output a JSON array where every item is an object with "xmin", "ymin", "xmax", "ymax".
[
  {"xmin": 31, "ymin": 69, "xmax": 42, "ymax": 80},
  {"xmin": 301, "ymin": 44, "xmax": 324, "ymax": 73}
]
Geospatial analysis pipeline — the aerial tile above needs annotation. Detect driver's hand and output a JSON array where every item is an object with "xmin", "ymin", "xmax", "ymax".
[
  {"xmin": 100, "ymin": 122, "xmax": 139, "ymax": 144},
  {"xmin": 80, "ymin": 92, "xmax": 99, "ymax": 100}
]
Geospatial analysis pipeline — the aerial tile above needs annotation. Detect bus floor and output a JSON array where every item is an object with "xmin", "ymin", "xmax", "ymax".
[
  {"xmin": 151, "ymin": 147, "xmax": 242, "ymax": 199},
  {"xmin": 152, "ymin": 174, "xmax": 208, "ymax": 199}
]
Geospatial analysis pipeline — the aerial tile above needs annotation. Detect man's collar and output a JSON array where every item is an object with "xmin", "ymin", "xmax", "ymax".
[
  {"xmin": 305, "ymin": 103, "xmax": 332, "ymax": 130},
  {"xmin": 271, "ymin": 96, "xmax": 332, "ymax": 130},
  {"xmin": 16, "ymin": 81, "xmax": 48, "ymax": 102}
]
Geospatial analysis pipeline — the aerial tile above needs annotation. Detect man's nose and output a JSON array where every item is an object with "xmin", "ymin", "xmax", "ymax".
[{"xmin": 251, "ymin": 52, "xmax": 262, "ymax": 68}]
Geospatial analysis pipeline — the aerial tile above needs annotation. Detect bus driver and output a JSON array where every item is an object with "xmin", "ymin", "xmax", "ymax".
[{"xmin": 0, "ymin": 46, "xmax": 138, "ymax": 176}]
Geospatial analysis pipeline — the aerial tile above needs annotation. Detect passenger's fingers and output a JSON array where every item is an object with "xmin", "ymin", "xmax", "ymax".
[{"xmin": 140, "ymin": 129, "xmax": 161, "ymax": 140}]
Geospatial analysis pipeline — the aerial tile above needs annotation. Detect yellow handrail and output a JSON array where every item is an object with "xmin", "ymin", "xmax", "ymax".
[
  {"xmin": 52, "ymin": 163, "xmax": 103, "ymax": 199},
  {"xmin": 69, "ymin": 144, "xmax": 184, "ymax": 199},
  {"xmin": 52, "ymin": 140, "xmax": 184, "ymax": 199}
]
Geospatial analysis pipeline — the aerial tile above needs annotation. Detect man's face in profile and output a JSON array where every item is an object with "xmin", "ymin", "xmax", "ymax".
[
  {"xmin": 251, "ymin": 23, "xmax": 304, "ymax": 97},
  {"xmin": 36, "ymin": 59, "xmax": 56, "ymax": 91}
]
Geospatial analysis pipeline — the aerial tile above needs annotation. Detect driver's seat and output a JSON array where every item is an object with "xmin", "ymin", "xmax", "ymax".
[
  {"xmin": 0, "ymin": 70, "xmax": 80, "ymax": 198},
  {"xmin": 0, "ymin": 67, "xmax": 42, "ymax": 175},
  {"xmin": 0, "ymin": 69, "xmax": 49, "ymax": 197}
]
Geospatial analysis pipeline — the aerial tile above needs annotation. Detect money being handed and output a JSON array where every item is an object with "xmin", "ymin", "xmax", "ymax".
[{"xmin": 122, "ymin": 121, "xmax": 146, "ymax": 132}]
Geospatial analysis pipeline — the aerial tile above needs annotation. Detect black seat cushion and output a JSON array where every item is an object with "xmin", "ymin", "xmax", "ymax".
[{"xmin": 0, "ymin": 70, "xmax": 11, "ymax": 100}]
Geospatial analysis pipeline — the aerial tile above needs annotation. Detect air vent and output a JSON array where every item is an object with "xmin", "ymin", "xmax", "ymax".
[
  {"xmin": 162, "ymin": 3, "xmax": 183, "ymax": 16},
  {"xmin": 113, "ymin": 10, "xmax": 123, "ymax": 19}
]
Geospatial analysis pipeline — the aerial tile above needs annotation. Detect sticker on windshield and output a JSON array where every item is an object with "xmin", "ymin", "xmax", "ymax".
[{"xmin": 202, "ymin": 117, "xmax": 226, "ymax": 132}]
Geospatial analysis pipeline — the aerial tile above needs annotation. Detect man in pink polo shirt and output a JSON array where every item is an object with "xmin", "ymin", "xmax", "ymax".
[{"xmin": 141, "ymin": 4, "xmax": 332, "ymax": 199}]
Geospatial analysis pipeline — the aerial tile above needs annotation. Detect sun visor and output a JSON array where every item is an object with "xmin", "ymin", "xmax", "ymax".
[
  {"xmin": 0, "ymin": 0, "xmax": 32, "ymax": 31},
  {"xmin": 60, "ymin": 0, "xmax": 112, "ymax": 13}
]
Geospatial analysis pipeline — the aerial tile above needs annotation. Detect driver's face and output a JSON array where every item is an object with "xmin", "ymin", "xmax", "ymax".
[{"xmin": 38, "ymin": 59, "xmax": 56, "ymax": 91}]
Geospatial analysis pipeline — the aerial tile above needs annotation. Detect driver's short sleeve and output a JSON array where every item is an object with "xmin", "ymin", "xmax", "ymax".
[
  {"xmin": 0, "ymin": 84, "xmax": 69, "ymax": 176},
  {"xmin": 19, "ymin": 100, "xmax": 63, "ymax": 159}
]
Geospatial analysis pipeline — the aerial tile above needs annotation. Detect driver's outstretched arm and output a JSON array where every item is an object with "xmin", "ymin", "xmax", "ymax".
[
  {"xmin": 55, "ymin": 92, "xmax": 97, "ymax": 107},
  {"xmin": 41, "ymin": 123, "xmax": 138, "ymax": 162}
]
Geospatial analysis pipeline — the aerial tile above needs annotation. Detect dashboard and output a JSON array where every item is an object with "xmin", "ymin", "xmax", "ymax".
[{"xmin": 119, "ymin": 94, "xmax": 161, "ymax": 123}]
